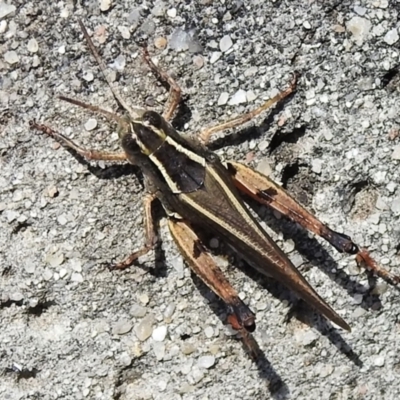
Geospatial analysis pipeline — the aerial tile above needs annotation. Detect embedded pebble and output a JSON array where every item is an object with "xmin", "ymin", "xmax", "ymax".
[
  {"xmin": 217, "ymin": 92, "xmax": 229, "ymax": 106},
  {"xmin": 383, "ymin": 28, "xmax": 399, "ymax": 45},
  {"xmin": 45, "ymin": 252, "xmax": 65, "ymax": 268},
  {"xmin": 154, "ymin": 36, "xmax": 167, "ymax": 49},
  {"xmin": 197, "ymin": 355, "xmax": 215, "ymax": 369},
  {"xmin": 118, "ymin": 26, "xmax": 130, "ymax": 40},
  {"xmin": 152, "ymin": 1, "xmax": 166, "ymax": 16},
  {"xmin": 390, "ymin": 195, "xmax": 400, "ymax": 215},
  {"xmin": 0, "ymin": 20, "xmax": 6, "ymax": 34},
  {"xmin": 47, "ymin": 186, "xmax": 58, "ymax": 198},
  {"xmin": 83, "ymin": 71, "xmax": 94, "ymax": 82},
  {"xmin": 244, "ymin": 66, "xmax": 258, "ymax": 77},
  {"xmin": 204, "ymin": 326, "xmax": 214, "ymax": 338},
  {"xmin": 130, "ymin": 303, "xmax": 147, "ymax": 318},
  {"xmin": 193, "ymin": 55, "xmax": 204, "ymax": 69},
  {"xmin": 374, "ymin": 355, "xmax": 385, "ymax": 367},
  {"xmin": 295, "ymin": 329, "xmax": 319, "ymax": 346},
  {"xmin": 256, "ymin": 159, "xmax": 272, "ymax": 176},
  {"xmin": 100, "ymin": 0, "xmax": 112, "ymax": 12},
  {"xmin": 27, "ymin": 38, "xmax": 39, "ymax": 53},
  {"xmin": 135, "ymin": 316, "xmax": 154, "ymax": 341},
  {"xmin": 246, "ymin": 90, "xmax": 257, "ymax": 102},
  {"xmin": 303, "ymin": 21, "xmax": 311, "ymax": 30},
  {"xmin": 152, "ymin": 325, "xmax": 167, "ymax": 342},
  {"xmin": 391, "ymin": 145, "xmax": 400, "ymax": 160},
  {"xmin": 181, "ymin": 343, "xmax": 196, "ymax": 355},
  {"xmin": 351, "ymin": 307, "xmax": 367, "ymax": 318},
  {"xmin": 164, "ymin": 303, "xmax": 176, "ymax": 319},
  {"xmin": 346, "ymin": 17, "xmax": 371, "ymax": 45},
  {"xmin": 57, "ymin": 214, "xmax": 68, "ymax": 225},
  {"xmin": 119, "ymin": 352, "xmax": 132, "ymax": 367},
  {"xmin": 219, "ymin": 35, "xmax": 233, "ymax": 52},
  {"xmin": 71, "ymin": 272, "xmax": 83, "ymax": 283},
  {"xmin": 228, "ymin": 89, "xmax": 247, "ymax": 105},
  {"xmin": 113, "ymin": 319, "xmax": 133, "ymax": 335},
  {"xmin": 167, "ymin": 8, "xmax": 177, "ymax": 18},
  {"xmin": 210, "ymin": 52, "xmax": 222, "ymax": 64},
  {"xmin": 139, "ymin": 293, "xmax": 149, "ymax": 305},
  {"xmin": 153, "ymin": 342, "xmax": 165, "ymax": 360},
  {"xmin": 4, "ymin": 51, "xmax": 19, "ymax": 65},
  {"xmin": 10, "ymin": 292, "xmax": 24, "ymax": 302},
  {"xmin": 0, "ymin": 3, "xmax": 16, "ymax": 19},
  {"xmin": 85, "ymin": 118, "xmax": 98, "ymax": 131}
]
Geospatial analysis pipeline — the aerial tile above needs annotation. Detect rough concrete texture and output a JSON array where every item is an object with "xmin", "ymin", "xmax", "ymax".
[{"xmin": 1, "ymin": 0, "xmax": 400, "ymax": 399}]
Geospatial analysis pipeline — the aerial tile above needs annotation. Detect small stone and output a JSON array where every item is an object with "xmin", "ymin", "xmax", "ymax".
[
  {"xmin": 118, "ymin": 26, "xmax": 130, "ymax": 40},
  {"xmin": 228, "ymin": 89, "xmax": 247, "ymax": 105},
  {"xmin": 295, "ymin": 329, "xmax": 319, "ymax": 346},
  {"xmin": 58, "ymin": 45, "xmax": 66, "ymax": 54},
  {"xmin": 244, "ymin": 66, "xmax": 258, "ymax": 77},
  {"xmin": 167, "ymin": 8, "xmax": 177, "ymax": 18},
  {"xmin": 57, "ymin": 214, "xmax": 68, "ymax": 225},
  {"xmin": 197, "ymin": 355, "xmax": 215, "ymax": 369},
  {"xmin": 354, "ymin": 5, "xmax": 366, "ymax": 15},
  {"xmin": 346, "ymin": 17, "xmax": 371, "ymax": 45},
  {"xmin": 59, "ymin": 268, "xmax": 68, "ymax": 278},
  {"xmin": 152, "ymin": 1, "xmax": 166, "ymax": 16},
  {"xmin": 153, "ymin": 342, "xmax": 165, "ymax": 360},
  {"xmin": 4, "ymin": 51, "xmax": 19, "ymax": 65},
  {"xmin": 119, "ymin": 352, "xmax": 132, "ymax": 366},
  {"xmin": 45, "ymin": 251, "xmax": 65, "ymax": 267},
  {"xmin": 391, "ymin": 195, "xmax": 400, "ymax": 215},
  {"xmin": 312, "ymin": 159, "xmax": 323, "ymax": 174},
  {"xmin": 6, "ymin": 210, "xmax": 19, "ymax": 223},
  {"xmin": 219, "ymin": 35, "xmax": 233, "ymax": 52},
  {"xmin": 71, "ymin": 272, "xmax": 83, "ymax": 283},
  {"xmin": 374, "ymin": 355, "xmax": 385, "ymax": 367},
  {"xmin": 154, "ymin": 36, "xmax": 167, "ymax": 49},
  {"xmin": 47, "ymin": 186, "xmax": 58, "ymax": 198},
  {"xmin": 135, "ymin": 316, "xmax": 154, "ymax": 341},
  {"xmin": 246, "ymin": 90, "xmax": 257, "ymax": 102},
  {"xmin": 0, "ymin": 20, "xmax": 6, "ymax": 34},
  {"xmin": 164, "ymin": 303, "xmax": 176, "ymax": 319},
  {"xmin": 131, "ymin": 303, "xmax": 147, "ymax": 318},
  {"xmin": 181, "ymin": 343, "xmax": 196, "ymax": 355},
  {"xmin": 113, "ymin": 319, "xmax": 133, "ymax": 335},
  {"xmin": 0, "ymin": 3, "xmax": 16, "ymax": 19},
  {"xmin": 27, "ymin": 38, "xmax": 39, "ymax": 53},
  {"xmin": 256, "ymin": 159, "xmax": 272, "ymax": 176},
  {"xmin": 352, "ymin": 307, "xmax": 367, "ymax": 318},
  {"xmin": 100, "ymin": 0, "xmax": 112, "ymax": 12},
  {"xmin": 204, "ymin": 326, "xmax": 214, "ymax": 338},
  {"xmin": 83, "ymin": 71, "xmax": 94, "ymax": 82},
  {"xmin": 191, "ymin": 368, "xmax": 205, "ymax": 383},
  {"xmin": 152, "ymin": 325, "xmax": 168, "ymax": 342},
  {"xmin": 217, "ymin": 92, "xmax": 229, "ymax": 106},
  {"xmin": 383, "ymin": 28, "xmax": 399, "ymax": 45},
  {"xmin": 210, "ymin": 51, "xmax": 222, "ymax": 64},
  {"xmin": 10, "ymin": 292, "xmax": 23, "ymax": 302},
  {"xmin": 85, "ymin": 118, "xmax": 97, "ymax": 131},
  {"xmin": 193, "ymin": 55, "xmax": 204, "ymax": 69},
  {"xmin": 112, "ymin": 55, "xmax": 126, "ymax": 72},
  {"xmin": 303, "ymin": 21, "xmax": 311, "ymax": 30},
  {"xmin": 209, "ymin": 238, "xmax": 219, "ymax": 248},
  {"xmin": 391, "ymin": 145, "xmax": 400, "ymax": 160},
  {"xmin": 138, "ymin": 293, "xmax": 149, "ymax": 305}
]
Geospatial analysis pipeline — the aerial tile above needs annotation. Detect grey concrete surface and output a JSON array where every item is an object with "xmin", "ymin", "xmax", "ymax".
[{"xmin": 1, "ymin": 0, "xmax": 400, "ymax": 399}]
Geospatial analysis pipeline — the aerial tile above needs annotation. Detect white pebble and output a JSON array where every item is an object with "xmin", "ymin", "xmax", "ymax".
[
  {"xmin": 71, "ymin": 272, "xmax": 84, "ymax": 283},
  {"xmin": 0, "ymin": 3, "xmax": 16, "ymax": 19},
  {"xmin": 210, "ymin": 51, "xmax": 222, "ymax": 64},
  {"xmin": 167, "ymin": 8, "xmax": 177, "ymax": 18},
  {"xmin": 346, "ymin": 17, "xmax": 371, "ymax": 45},
  {"xmin": 204, "ymin": 326, "xmax": 214, "ymax": 338},
  {"xmin": 383, "ymin": 28, "xmax": 399, "ymax": 45},
  {"xmin": 374, "ymin": 355, "xmax": 385, "ymax": 367},
  {"xmin": 118, "ymin": 26, "xmax": 130, "ymax": 40},
  {"xmin": 4, "ymin": 51, "xmax": 19, "ymax": 64},
  {"xmin": 303, "ymin": 21, "xmax": 311, "ymax": 30},
  {"xmin": 27, "ymin": 38, "xmax": 39, "ymax": 53},
  {"xmin": 246, "ymin": 90, "xmax": 257, "ymax": 102},
  {"xmin": 135, "ymin": 316, "xmax": 154, "ymax": 341},
  {"xmin": 228, "ymin": 89, "xmax": 247, "ymax": 105},
  {"xmin": 219, "ymin": 35, "xmax": 233, "ymax": 52},
  {"xmin": 197, "ymin": 355, "xmax": 215, "ymax": 369},
  {"xmin": 83, "ymin": 71, "xmax": 94, "ymax": 82},
  {"xmin": 113, "ymin": 319, "xmax": 133, "ymax": 335},
  {"xmin": 0, "ymin": 20, "xmax": 7, "ymax": 34},
  {"xmin": 217, "ymin": 92, "xmax": 229, "ymax": 106},
  {"xmin": 100, "ymin": 0, "xmax": 112, "ymax": 12},
  {"xmin": 152, "ymin": 325, "xmax": 168, "ymax": 342},
  {"xmin": 58, "ymin": 45, "xmax": 66, "ymax": 54},
  {"xmin": 85, "ymin": 118, "xmax": 97, "ymax": 131}
]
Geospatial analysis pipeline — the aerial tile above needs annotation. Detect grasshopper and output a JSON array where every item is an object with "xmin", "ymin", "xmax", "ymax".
[{"xmin": 31, "ymin": 21, "xmax": 399, "ymax": 341}]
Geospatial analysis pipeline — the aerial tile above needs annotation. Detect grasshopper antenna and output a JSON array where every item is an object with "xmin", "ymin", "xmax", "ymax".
[{"xmin": 78, "ymin": 19, "xmax": 144, "ymax": 119}]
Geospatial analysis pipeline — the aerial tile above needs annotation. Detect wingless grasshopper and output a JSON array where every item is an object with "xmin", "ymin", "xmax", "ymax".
[{"xmin": 31, "ymin": 21, "xmax": 399, "ymax": 342}]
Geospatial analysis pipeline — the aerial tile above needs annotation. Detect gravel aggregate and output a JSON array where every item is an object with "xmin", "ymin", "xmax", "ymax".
[{"xmin": 2, "ymin": 1, "xmax": 400, "ymax": 399}]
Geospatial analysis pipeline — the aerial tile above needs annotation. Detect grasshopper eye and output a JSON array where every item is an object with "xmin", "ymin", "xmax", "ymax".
[{"xmin": 142, "ymin": 111, "xmax": 163, "ymax": 128}]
